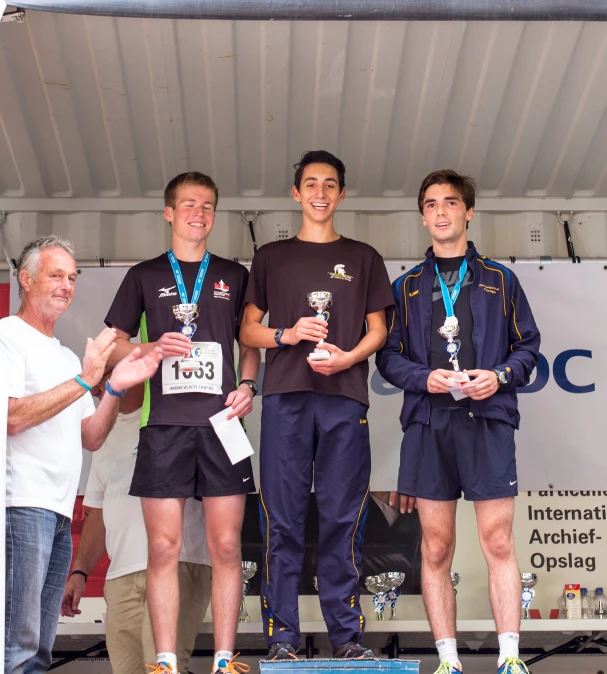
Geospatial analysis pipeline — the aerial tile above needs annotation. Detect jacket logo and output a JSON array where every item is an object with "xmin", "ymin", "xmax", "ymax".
[
  {"xmin": 479, "ymin": 283, "xmax": 499, "ymax": 295},
  {"xmin": 213, "ymin": 280, "xmax": 230, "ymax": 300},
  {"xmin": 328, "ymin": 263, "xmax": 353, "ymax": 281},
  {"xmin": 409, "ymin": 290, "xmax": 418, "ymax": 297},
  {"xmin": 158, "ymin": 285, "xmax": 178, "ymax": 298}
]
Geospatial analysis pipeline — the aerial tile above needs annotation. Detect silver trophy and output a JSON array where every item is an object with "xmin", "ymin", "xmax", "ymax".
[
  {"xmin": 172, "ymin": 303, "xmax": 201, "ymax": 372},
  {"xmin": 378, "ymin": 572, "xmax": 405, "ymax": 620},
  {"xmin": 239, "ymin": 561, "xmax": 258, "ymax": 622},
  {"xmin": 520, "ymin": 573, "xmax": 538, "ymax": 620},
  {"xmin": 313, "ymin": 575, "xmax": 318, "ymax": 592},
  {"xmin": 365, "ymin": 575, "xmax": 389, "ymax": 620},
  {"xmin": 451, "ymin": 572, "xmax": 460, "ymax": 596},
  {"xmin": 307, "ymin": 291, "xmax": 333, "ymax": 361},
  {"xmin": 438, "ymin": 316, "xmax": 462, "ymax": 371}
]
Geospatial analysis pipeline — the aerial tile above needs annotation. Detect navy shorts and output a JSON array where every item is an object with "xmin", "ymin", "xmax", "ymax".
[
  {"xmin": 398, "ymin": 407, "xmax": 517, "ymax": 501},
  {"xmin": 130, "ymin": 425, "xmax": 255, "ymax": 499}
]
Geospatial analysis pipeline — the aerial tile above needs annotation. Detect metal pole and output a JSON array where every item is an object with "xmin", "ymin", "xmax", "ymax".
[
  {"xmin": 3, "ymin": 257, "xmax": 607, "ymax": 272},
  {"xmin": 15, "ymin": 0, "xmax": 607, "ymax": 21}
]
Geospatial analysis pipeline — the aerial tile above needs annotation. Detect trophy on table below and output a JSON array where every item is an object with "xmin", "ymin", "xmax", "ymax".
[
  {"xmin": 378, "ymin": 572, "xmax": 406, "ymax": 620},
  {"xmin": 365, "ymin": 576, "xmax": 387, "ymax": 620},
  {"xmin": 172, "ymin": 303, "xmax": 201, "ymax": 372},
  {"xmin": 520, "ymin": 572, "xmax": 538, "ymax": 620},
  {"xmin": 239, "ymin": 561, "xmax": 258, "ymax": 622},
  {"xmin": 307, "ymin": 291, "xmax": 333, "ymax": 361}
]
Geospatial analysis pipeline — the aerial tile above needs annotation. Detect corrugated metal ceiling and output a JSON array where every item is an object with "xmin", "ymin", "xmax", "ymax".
[{"xmin": 2, "ymin": 12, "xmax": 607, "ymax": 201}]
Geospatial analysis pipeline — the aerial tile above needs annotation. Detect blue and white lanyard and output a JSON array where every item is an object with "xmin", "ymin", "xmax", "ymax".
[
  {"xmin": 434, "ymin": 258, "xmax": 468, "ymax": 318},
  {"xmin": 167, "ymin": 249, "xmax": 210, "ymax": 304}
]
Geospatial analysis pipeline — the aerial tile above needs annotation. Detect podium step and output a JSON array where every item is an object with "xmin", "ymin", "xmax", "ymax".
[{"xmin": 260, "ymin": 659, "xmax": 419, "ymax": 674}]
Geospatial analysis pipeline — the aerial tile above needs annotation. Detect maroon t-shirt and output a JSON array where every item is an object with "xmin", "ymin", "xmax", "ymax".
[{"xmin": 245, "ymin": 236, "xmax": 393, "ymax": 406}]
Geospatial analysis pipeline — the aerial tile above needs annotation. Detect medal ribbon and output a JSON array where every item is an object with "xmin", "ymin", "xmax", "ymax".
[
  {"xmin": 167, "ymin": 249, "xmax": 210, "ymax": 305},
  {"xmin": 434, "ymin": 258, "xmax": 468, "ymax": 318}
]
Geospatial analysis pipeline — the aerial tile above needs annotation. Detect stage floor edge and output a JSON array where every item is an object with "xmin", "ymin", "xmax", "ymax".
[{"xmin": 259, "ymin": 659, "xmax": 420, "ymax": 673}]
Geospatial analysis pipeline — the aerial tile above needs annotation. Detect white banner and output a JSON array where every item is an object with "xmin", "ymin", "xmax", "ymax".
[
  {"xmin": 10, "ymin": 261, "xmax": 607, "ymax": 490},
  {"xmin": 9, "ymin": 260, "xmax": 607, "ymax": 615}
]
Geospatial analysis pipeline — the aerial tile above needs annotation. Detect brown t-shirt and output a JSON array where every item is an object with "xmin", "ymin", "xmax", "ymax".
[{"xmin": 245, "ymin": 236, "xmax": 393, "ymax": 406}]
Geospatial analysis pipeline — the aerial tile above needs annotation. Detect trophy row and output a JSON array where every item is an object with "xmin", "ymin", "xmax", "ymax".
[{"xmin": 238, "ymin": 565, "xmax": 538, "ymax": 622}]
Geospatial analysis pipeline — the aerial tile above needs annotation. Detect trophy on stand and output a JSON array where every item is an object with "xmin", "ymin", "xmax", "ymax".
[
  {"xmin": 172, "ymin": 303, "xmax": 201, "ymax": 372},
  {"xmin": 450, "ymin": 572, "xmax": 460, "ymax": 596},
  {"xmin": 520, "ymin": 573, "xmax": 538, "ymax": 620},
  {"xmin": 378, "ymin": 572, "xmax": 405, "ymax": 620},
  {"xmin": 365, "ymin": 575, "xmax": 390, "ymax": 620},
  {"xmin": 307, "ymin": 291, "xmax": 333, "ymax": 361},
  {"xmin": 239, "ymin": 561, "xmax": 258, "ymax": 622}
]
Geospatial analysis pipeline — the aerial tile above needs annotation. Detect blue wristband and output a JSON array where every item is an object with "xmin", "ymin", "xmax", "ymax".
[
  {"xmin": 105, "ymin": 380, "xmax": 126, "ymax": 398},
  {"xmin": 74, "ymin": 374, "xmax": 92, "ymax": 392}
]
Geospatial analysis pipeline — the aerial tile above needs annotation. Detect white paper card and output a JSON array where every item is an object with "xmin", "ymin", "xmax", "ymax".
[
  {"xmin": 209, "ymin": 408, "xmax": 254, "ymax": 465},
  {"xmin": 448, "ymin": 372, "xmax": 476, "ymax": 401},
  {"xmin": 0, "ymin": 3, "xmax": 7, "ymax": 20}
]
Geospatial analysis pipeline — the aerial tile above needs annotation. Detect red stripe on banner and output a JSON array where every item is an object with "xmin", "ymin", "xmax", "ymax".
[{"xmin": 0, "ymin": 284, "xmax": 9, "ymax": 318}]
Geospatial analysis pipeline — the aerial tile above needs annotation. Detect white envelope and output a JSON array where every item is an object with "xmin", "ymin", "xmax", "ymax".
[
  {"xmin": 209, "ymin": 408, "xmax": 254, "ymax": 465},
  {"xmin": 447, "ymin": 372, "xmax": 476, "ymax": 401}
]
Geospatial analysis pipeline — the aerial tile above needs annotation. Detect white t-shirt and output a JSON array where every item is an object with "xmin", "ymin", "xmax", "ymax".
[
  {"xmin": 0, "ymin": 315, "xmax": 96, "ymax": 520},
  {"xmin": 83, "ymin": 410, "xmax": 211, "ymax": 580}
]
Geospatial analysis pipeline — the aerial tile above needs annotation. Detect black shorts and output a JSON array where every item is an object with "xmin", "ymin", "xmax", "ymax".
[
  {"xmin": 398, "ymin": 407, "xmax": 517, "ymax": 501},
  {"xmin": 130, "ymin": 425, "xmax": 256, "ymax": 499}
]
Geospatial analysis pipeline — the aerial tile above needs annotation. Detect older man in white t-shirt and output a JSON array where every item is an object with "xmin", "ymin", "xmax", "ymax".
[
  {"xmin": 61, "ymin": 380, "xmax": 212, "ymax": 674},
  {"xmin": 1, "ymin": 235, "xmax": 162, "ymax": 674}
]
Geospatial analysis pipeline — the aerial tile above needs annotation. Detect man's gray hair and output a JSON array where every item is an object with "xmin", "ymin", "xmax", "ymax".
[{"xmin": 16, "ymin": 234, "xmax": 76, "ymax": 299}]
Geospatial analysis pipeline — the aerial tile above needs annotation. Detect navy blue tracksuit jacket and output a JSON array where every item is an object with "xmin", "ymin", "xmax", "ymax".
[{"xmin": 376, "ymin": 242, "xmax": 541, "ymax": 431}]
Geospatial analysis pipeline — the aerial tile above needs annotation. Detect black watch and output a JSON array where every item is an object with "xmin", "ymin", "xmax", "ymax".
[
  {"xmin": 492, "ymin": 368, "xmax": 508, "ymax": 387},
  {"xmin": 274, "ymin": 327, "xmax": 287, "ymax": 349},
  {"xmin": 240, "ymin": 379, "xmax": 258, "ymax": 397}
]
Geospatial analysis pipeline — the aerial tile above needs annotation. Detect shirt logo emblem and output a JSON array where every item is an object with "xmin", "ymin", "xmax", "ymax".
[
  {"xmin": 328, "ymin": 263, "xmax": 353, "ymax": 282},
  {"xmin": 213, "ymin": 280, "xmax": 231, "ymax": 300},
  {"xmin": 158, "ymin": 285, "xmax": 178, "ymax": 298}
]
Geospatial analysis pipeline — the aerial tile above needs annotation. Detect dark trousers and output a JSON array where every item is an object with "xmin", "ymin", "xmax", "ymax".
[{"xmin": 259, "ymin": 392, "xmax": 371, "ymax": 649}]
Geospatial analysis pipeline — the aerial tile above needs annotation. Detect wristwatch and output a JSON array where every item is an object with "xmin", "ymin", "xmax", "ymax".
[
  {"xmin": 274, "ymin": 327, "xmax": 287, "ymax": 349},
  {"xmin": 240, "ymin": 379, "xmax": 258, "ymax": 397},
  {"xmin": 492, "ymin": 368, "xmax": 508, "ymax": 387}
]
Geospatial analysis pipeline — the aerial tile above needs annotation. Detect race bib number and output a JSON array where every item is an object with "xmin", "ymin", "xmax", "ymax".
[{"xmin": 162, "ymin": 342, "xmax": 223, "ymax": 395}]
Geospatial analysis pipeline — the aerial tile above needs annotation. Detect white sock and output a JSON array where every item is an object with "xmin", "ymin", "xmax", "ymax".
[
  {"xmin": 214, "ymin": 651, "xmax": 234, "ymax": 668},
  {"xmin": 156, "ymin": 652, "xmax": 177, "ymax": 672},
  {"xmin": 436, "ymin": 638, "xmax": 460, "ymax": 668},
  {"xmin": 497, "ymin": 632, "xmax": 519, "ymax": 667}
]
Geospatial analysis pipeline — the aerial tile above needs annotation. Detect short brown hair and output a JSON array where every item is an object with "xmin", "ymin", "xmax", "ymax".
[
  {"xmin": 418, "ymin": 169, "xmax": 476, "ymax": 214},
  {"xmin": 164, "ymin": 172, "xmax": 219, "ymax": 209}
]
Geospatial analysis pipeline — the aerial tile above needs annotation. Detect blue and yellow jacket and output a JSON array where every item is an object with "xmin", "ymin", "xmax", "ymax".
[{"xmin": 376, "ymin": 242, "xmax": 541, "ymax": 431}]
